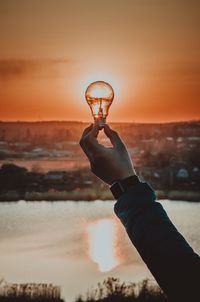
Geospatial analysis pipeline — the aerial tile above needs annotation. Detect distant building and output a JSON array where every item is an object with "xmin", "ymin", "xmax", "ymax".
[
  {"xmin": 176, "ymin": 168, "xmax": 189, "ymax": 179},
  {"xmin": 191, "ymin": 167, "xmax": 200, "ymax": 182},
  {"xmin": 44, "ymin": 171, "xmax": 66, "ymax": 183},
  {"xmin": 31, "ymin": 148, "xmax": 49, "ymax": 157},
  {"xmin": 153, "ymin": 172, "xmax": 160, "ymax": 179},
  {"xmin": 187, "ymin": 136, "xmax": 200, "ymax": 142}
]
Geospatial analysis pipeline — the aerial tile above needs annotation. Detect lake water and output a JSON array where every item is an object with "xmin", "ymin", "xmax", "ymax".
[{"xmin": 0, "ymin": 200, "xmax": 199, "ymax": 301}]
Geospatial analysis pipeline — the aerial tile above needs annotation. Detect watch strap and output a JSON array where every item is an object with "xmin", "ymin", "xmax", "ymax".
[{"xmin": 110, "ymin": 175, "xmax": 140, "ymax": 199}]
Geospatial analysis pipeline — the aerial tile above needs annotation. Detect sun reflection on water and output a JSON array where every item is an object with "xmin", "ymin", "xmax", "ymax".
[{"xmin": 87, "ymin": 218, "xmax": 120, "ymax": 272}]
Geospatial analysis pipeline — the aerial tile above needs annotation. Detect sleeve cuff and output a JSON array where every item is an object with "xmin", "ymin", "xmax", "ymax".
[{"xmin": 114, "ymin": 182, "xmax": 157, "ymax": 226}]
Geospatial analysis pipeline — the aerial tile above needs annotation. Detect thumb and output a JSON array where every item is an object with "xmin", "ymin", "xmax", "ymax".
[{"xmin": 104, "ymin": 124, "xmax": 124, "ymax": 148}]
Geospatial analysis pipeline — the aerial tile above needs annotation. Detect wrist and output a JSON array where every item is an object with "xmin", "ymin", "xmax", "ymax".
[
  {"xmin": 111, "ymin": 167, "xmax": 136, "ymax": 185},
  {"xmin": 116, "ymin": 171, "xmax": 136, "ymax": 183}
]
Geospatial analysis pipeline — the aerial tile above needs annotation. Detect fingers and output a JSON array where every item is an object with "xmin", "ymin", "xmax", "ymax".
[
  {"xmin": 79, "ymin": 124, "xmax": 93, "ymax": 158},
  {"xmin": 89, "ymin": 122, "xmax": 100, "ymax": 138},
  {"xmin": 80, "ymin": 123, "xmax": 99, "ymax": 144},
  {"xmin": 81, "ymin": 124, "xmax": 93, "ymax": 139},
  {"xmin": 104, "ymin": 124, "xmax": 125, "ymax": 149},
  {"xmin": 80, "ymin": 123, "xmax": 103, "ymax": 160}
]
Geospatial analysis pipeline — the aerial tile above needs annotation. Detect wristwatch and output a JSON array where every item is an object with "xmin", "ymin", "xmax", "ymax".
[{"xmin": 110, "ymin": 175, "xmax": 140, "ymax": 199}]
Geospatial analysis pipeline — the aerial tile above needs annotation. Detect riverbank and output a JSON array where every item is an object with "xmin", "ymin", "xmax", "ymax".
[{"xmin": 0, "ymin": 189, "xmax": 200, "ymax": 202}]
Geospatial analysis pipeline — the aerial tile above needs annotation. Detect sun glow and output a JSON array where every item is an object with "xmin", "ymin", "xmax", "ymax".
[
  {"xmin": 78, "ymin": 71, "xmax": 121, "ymax": 102},
  {"xmin": 87, "ymin": 219, "xmax": 120, "ymax": 272}
]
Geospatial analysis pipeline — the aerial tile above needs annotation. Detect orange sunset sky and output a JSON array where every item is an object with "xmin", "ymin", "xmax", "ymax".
[{"xmin": 0, "ymin": 0, "xmax": 199, "ymax": 122}]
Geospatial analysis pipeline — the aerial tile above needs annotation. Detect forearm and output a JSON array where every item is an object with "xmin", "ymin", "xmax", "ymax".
[
  {"xmin": 114, "ymin": 182, "xmax": 200, "ymax": 301},
  {"xmin": 80, "ymin": 124, "xmax": 200, "ymax": 300}
]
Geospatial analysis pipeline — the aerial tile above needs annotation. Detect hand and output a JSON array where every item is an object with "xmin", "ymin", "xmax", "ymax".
[{"xmin": 79, "ymin": 123, "xmax": 136, "ymax": 185}]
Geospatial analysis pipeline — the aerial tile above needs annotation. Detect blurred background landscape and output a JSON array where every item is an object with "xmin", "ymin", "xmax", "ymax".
[
  {"xmin": 1, "ymin": 0, "xmax": 200, "ymax": 301},
  {"xmin": 0, "ymin": 121, "xmax": 200, "ymax": 201},
  {"xmin": 1, "ymin": 121, "xmax": 200, "ymax": 302}
]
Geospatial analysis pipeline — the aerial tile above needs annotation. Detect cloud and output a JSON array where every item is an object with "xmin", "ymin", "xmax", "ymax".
[{"xmin": 0, "ymin": 59, "xmax": 71, "ymax": 80}]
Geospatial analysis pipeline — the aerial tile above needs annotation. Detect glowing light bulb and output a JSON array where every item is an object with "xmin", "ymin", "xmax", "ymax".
[{"xmin": 85, "ymin": 81, "xmax": 114, "ymax": 126}]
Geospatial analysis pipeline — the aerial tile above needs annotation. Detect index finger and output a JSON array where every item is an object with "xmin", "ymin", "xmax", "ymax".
[
  {"xmin": 89, "ymin": 122, "xmax": 100, "ymax": 138},
  {"xmin": 81, "ymin": 123, "xmax": 106, "ymax": 157}
]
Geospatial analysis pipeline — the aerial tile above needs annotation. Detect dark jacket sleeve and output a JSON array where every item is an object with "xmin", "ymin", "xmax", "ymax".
[{"xmin": 114, "ymin": 182, "xmax": 200, "ymax": 302}]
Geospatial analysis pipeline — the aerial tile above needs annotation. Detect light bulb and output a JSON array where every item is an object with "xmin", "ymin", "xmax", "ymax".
[{"xmin": 85, "ymin": 81, "xmax": 114, "ymax": 126}]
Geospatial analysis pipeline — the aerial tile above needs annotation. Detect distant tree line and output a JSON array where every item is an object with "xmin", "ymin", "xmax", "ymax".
[{"xmin": 76, "ymin": 278, "xmax": 168, "ymax": 302}]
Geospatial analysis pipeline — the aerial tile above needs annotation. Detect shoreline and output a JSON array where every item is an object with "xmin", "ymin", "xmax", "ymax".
[{"xmin": 0, "ymin": 189, "xmax": 200, "ymax": 202}]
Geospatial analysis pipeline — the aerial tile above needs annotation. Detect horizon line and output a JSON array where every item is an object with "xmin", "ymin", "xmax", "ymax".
[{"xmin": 0, "ymin": 119, "xmax": 200, "ymax": 125}]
